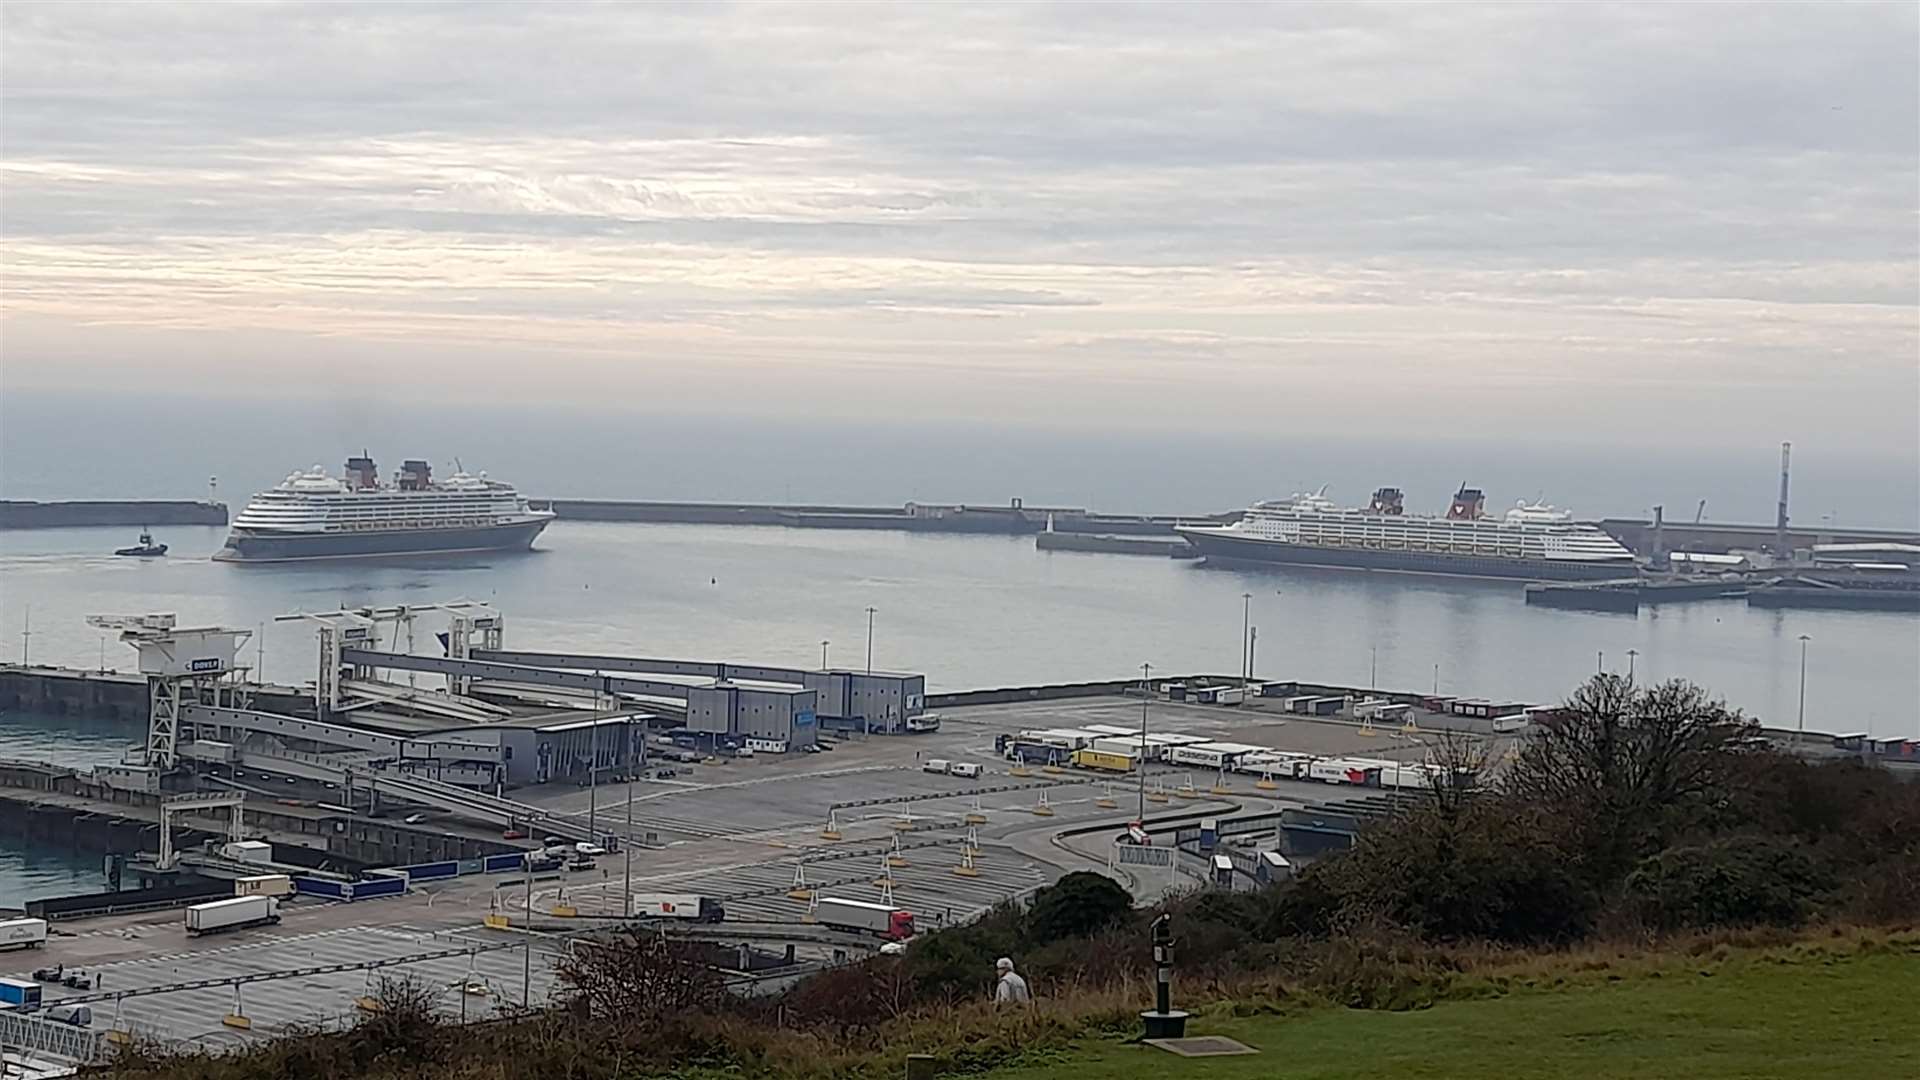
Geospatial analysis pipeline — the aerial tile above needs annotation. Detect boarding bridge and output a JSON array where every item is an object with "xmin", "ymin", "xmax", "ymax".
[
  {"xmin": 338, "ymin": 649, "xmax": 695, "ymax": 700},
  {"xmin": 367, "ymin": 774, "xmax": 595, "ymax": 845},
  {"xmin": 180, "ymin": 704, "xmax": 506, "ymax": 767}
]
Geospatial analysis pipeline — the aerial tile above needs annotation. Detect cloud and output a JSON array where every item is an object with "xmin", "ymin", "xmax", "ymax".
[{"xmin": 0, "ymin": 2, "xmax": 1914, "ymax": 450}]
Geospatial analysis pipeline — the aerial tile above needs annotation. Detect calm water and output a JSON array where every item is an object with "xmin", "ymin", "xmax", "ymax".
[{"xmin": 3, "ymin": 520, "xmax": 1917, "ymax": 902}]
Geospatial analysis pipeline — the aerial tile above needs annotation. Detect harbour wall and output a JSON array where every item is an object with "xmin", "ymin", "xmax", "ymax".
[
  {"xmin": 538, "ymin": 498, "xmax": 1234, "ymax": 537},
  {"xmin": 0, "ymin": 667, "xmax": 312, "ymax": 722},
  {"xmin": 0, "ymin": 761, "xmax": 522, "ymax": 875},
  {"xmin": 0, "ymin": 500, "xmax": 228, "ymax": 529}
]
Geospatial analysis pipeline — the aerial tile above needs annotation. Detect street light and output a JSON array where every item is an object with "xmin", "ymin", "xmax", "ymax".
[
  {"xmin": 1137, "ymin": 662, "xmax": 1152, "ymax": 823},
  {"xmin": 1797, "ymin": 634, "xmax": 1811, "ymax": 738},
  {"xmin": 820, "ymin": 640, "xmax": 830, "ymax": 670},
  {"xmin": 1626, "ymin": 649, "xmax": 1638, "ymax": 681},
  {"xmin": 865, "ymin": 607, "xmax": 877, "ymax": 676},
  {"xmin": 1596, "ymin": 650, "xmax": 1604, "ymax": 675},
  {"xmin": 1370, "ymin": 645, "xmax": 1378, "ymax": 690},
  {"xmin": 1240, "ymin": 593, "xmax": 1252, "ymax": 687}
]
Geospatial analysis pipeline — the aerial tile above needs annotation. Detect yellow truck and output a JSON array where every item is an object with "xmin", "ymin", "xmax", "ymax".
[{"xmin": 1071, "ymin": 748, "xmax": 1138, "ymax": 774}]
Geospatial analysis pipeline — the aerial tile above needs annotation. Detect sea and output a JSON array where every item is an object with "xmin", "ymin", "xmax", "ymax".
[
  {"xmin": 3, "ymin": 514, "xmax": 1917, "ymax": 906},
  {"xmin": 2, "ymin": 392, "xmax": 1916, "ymax": 903}
]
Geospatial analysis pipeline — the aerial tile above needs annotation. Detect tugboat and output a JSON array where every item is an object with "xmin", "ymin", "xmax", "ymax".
[{"xmin": 114, "ymin": 529, "xmax": 168, "ymax": 557}]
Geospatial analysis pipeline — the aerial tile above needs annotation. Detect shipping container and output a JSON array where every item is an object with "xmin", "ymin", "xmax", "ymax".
[
  {"xmin": 815, "ymin": 897, "xmax": 915, "ymax": 939},
  {"xmin": 1070, "ymin": 748, "xmax": 1137, "ymax": 773},
  {"xmin": 234, "ymin": 874, "xmax": 293, "ymax": 898},
  {"xmin": 220, "ymin": 840, "xmax": 274, "ymax": 864},
  {"xmin": 1142, "ymin": 733, "xmax": 1211, "ymax": 748},
  {"xmin": 628, "ymin": 894, "xmax": 725, "ymax": 922},
  {"xmin": 1306, "ymin": 696, "xmax": 1346, "ymax": 716},
  {"xmin": 0, "ymin": 978, "xmax": 41, "ymax": 1010},
  {"xmin": 185, "ymin": 896, "xmax": 280, "ymax": 937},
  {"xmin": 1090, "ymin": 736, "xmax": 1153, "ymax": 760},
  {"xmin": 1080, "ymin": 724, "xmax": 1143, "ymax": 738},
  {"xmin": 1491, "ymin": 714, "xmax": 1531, "ymax": 733},
  {"xmin": 1282, "ymin": 695, "xmax": 1320, "ymax": 715},
  {"xmin": 0, "ymin": 918, "xmax": 48, "ymax": 951}
]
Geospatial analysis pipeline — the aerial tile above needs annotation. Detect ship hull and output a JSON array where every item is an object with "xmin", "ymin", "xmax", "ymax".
[
  {"xmin": 1177, "ymin": 529, "xmax": 1637, "ymax": 582},
  {"xmin": 214, "ymin": 517, "xmax": 551, "ymax": 562}
]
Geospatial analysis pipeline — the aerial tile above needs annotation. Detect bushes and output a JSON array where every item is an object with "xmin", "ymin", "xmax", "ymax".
[
  {"xmin": 1025, "ymin": 871, "xmax": 1133, "ymax": 942},
  {"xmin": 1625, "ymin": 835, "xmax": 1828, "ymax": 930}
]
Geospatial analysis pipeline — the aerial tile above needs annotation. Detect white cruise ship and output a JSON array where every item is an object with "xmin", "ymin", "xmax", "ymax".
[
  {"xmin": 1176, "ymin": 485, "xmax": 1639, "ymax": 581},
  {"xmin": 214, "ymin": 456, "xmax": 554, "ymax": 562}
]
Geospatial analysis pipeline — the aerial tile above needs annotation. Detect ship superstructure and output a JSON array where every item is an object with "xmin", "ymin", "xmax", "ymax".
[{"xmin": 1176, "ymin": 485, "xmax": 1638, "ymax": 581}]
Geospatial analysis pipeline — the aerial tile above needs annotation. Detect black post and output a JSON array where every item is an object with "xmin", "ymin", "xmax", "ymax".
[
  {"xmin": 1141, "ymin": 913, "xmax": 1188, "ymax": 1038},
  {"xmin": 1153, "ymin": 914, "xmax": 1172, "ymax": 1014}
]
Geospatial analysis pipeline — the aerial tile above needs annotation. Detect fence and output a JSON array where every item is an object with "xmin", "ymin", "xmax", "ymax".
[
  {"xmin": 1108, "ymin": 841, "xmax": 1179, "ymax": 888},
  {"xmin": 0, "ymin": 1008, "xmax": 109, "ymax": 1067}
]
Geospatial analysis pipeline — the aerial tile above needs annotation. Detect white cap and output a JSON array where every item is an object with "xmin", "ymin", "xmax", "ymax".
[{"xmin": 996, "ymin": 957, "xmax": 1014, "ymax": 971}]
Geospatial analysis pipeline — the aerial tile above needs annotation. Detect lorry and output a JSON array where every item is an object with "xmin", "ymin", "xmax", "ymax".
[
  {"xmin": 0, "ymin": 917, "xmax": 48, "ymax": 951},
  {"xmin": 628, "ymin": 893, "xmax": 726, "ymax": 923},
  {"xmin": 1070, "ymin": 748, "xmax": 1137, "ymax": 773},
  {"xmin": 0, "ymin": 978, "xmax": 43, "ymax": 1011},
  {"xmin": 814, "ymin": 896, "xmax": 916, "ymax": 940},
  {"xmin": 184, "ymin": 895, "xmax": 281, "ymax": 937}
]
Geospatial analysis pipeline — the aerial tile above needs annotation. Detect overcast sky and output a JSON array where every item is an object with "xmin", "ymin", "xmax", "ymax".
[{"xmin": 2, "ymin": 2, "xmax": 1915, "ymax": 451}]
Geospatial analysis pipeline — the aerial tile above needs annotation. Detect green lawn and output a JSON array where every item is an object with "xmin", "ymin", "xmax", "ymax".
[{"xmin": 986, "ymin": 950, "xmax": 1919, "ymax": 1080}]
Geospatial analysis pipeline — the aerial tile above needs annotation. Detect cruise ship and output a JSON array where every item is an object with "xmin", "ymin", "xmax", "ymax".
[
  {"xmin": 1176, "ymin": 486, "xmax": 1640, "ymax": 582},
  {"xmin": 214, "ymin": 456, "xmax": 554, "ymax": 562}
]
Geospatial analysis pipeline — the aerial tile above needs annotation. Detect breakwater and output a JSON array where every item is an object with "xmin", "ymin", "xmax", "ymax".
[
  {"xmin": 0, "ymin": 500, "xmax": 228, "ymax": 529},
  {"xmin": 538, "ymin": 498, "xmax": 1233, "ymax": 536}
]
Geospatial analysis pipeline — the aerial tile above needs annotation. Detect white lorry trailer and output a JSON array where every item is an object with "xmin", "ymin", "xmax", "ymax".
[
  {"xmin": 0, "ymin": 918, "xmax": 48, "ymax": 951},
  {"xmin": 184, "ymin": 896, "xmax": 281, "ymax": 937}
]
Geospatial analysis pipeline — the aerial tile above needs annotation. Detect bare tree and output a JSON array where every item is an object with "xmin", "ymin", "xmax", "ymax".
[
  {"xmin": 1503, "ymin": 674, "xmax": 1755, "ymax": 881},
  {"xmin": 555, "ymin": 929, "xmax": 728, "ymax": 1029}
]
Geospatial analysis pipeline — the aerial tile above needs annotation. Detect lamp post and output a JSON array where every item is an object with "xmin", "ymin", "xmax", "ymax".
[
  {"xmin": 1240, "ymin": 593, "xmax": 1252, "ymax": 687},
  {"xmin": 865, "ymin": 608, "xmax": 876, "ymax": 676},
  {"xmin": 1137, "ymin": 662, "xmax": 1152, "ymax": 823},
  {"xmin": 623, "ymin": 758, "xmax": 634, "ymax": 918},
  {"xmin": 1797, "ymin": 634, "xmax": 1811, "ymax": 739},
  {"xmin": 1626, "ymin": 649, "xmax": 1638, "ymax": 681},
  {"xmin": 1370, "ymin": 645, "xmax": 1378, "ymax": 690},
  {"xmin": 820, "ymin": 640, "xmax": 829, "ymax": 670},
  {"xmin": 1596, "ymin": 650, "xmax": 1604, "ymax": 675}
]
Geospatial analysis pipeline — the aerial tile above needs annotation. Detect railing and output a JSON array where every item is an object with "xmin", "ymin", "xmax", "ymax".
[{"xmin": 0, "ymin": 1008, "xmax": 110, "ymax": 1067}]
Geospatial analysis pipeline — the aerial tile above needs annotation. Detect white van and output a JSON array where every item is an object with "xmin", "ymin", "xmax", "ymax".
[
  {"xmin": 922, "ymin": 759, "xmax": 951, "ymax": 774},
  {"xmin": 949, "ymin": 762, "xmax": 982, "ymax": 779}
]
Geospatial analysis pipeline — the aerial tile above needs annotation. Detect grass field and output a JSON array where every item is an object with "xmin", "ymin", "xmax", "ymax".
[{"xmin": 985, "ymin": 946, "xmax": 1919, "ymax": 1080}]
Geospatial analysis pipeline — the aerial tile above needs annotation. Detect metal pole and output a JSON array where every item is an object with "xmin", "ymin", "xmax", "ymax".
[
  {"xmin": 1432, "ymin": 663, "xmax": 1438, "ymax": 694},
  {"xmin": 865, "ymin": 608, "xmax": 876, "ymax": 676},
  {"xmin": 1240, "ymin": 593, "xmax": 1251, "ymax": 687},
  {"xmin": 623, "ymin": 767, "xmax": 634, "ymax": 917},
  {"xmin": 19, "ymin": 603, "xmax": 29, "ymax": 664},
  {"xmin": 1137, "ymin": 662, "xmax": 1151, "ymax": 823},
  {"xmin": 1370, "ymin": 646, "xmax": 1377, "ymax": 690},
  {"xmin": 820, "ymin": 639, "xmax": 829, "ymax": 670},
  {"xmin": 522, "ymin": 860, "xmax": 533, "ymax": 1007},
  {"xmin": 1597, "ymin": 651, "xmax": 1604, "ymax": 675},
  {"xmin": 587, "ymin": 756, "xmax": 597, "ymax": 849},
  {"xmin": 1626, "ymin": 649, "xmax": 1638, "ymax": 681},
  {"xmin": 1797, "ymin": 635, "xmax": 1810, "ymax": 738}
]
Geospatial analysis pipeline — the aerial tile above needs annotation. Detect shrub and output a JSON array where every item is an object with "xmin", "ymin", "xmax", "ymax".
[
  {"xmin": 1025, "ymin": 871, "xmax": 1133, "ymax": 943},
  {"xmin": 1625, "ymin": 834, "xmax": 1828, "ymax": 930}
]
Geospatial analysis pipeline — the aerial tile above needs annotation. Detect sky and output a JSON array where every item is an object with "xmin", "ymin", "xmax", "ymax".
[{"xmin": 1, "ymin": 2, "xmax": 1917, "ymax": 454}]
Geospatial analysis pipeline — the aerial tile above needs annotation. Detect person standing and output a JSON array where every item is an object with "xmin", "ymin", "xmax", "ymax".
[{"xmin": 994, "ymin": 957, "xmax": 1030, "ymax": 1004}]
